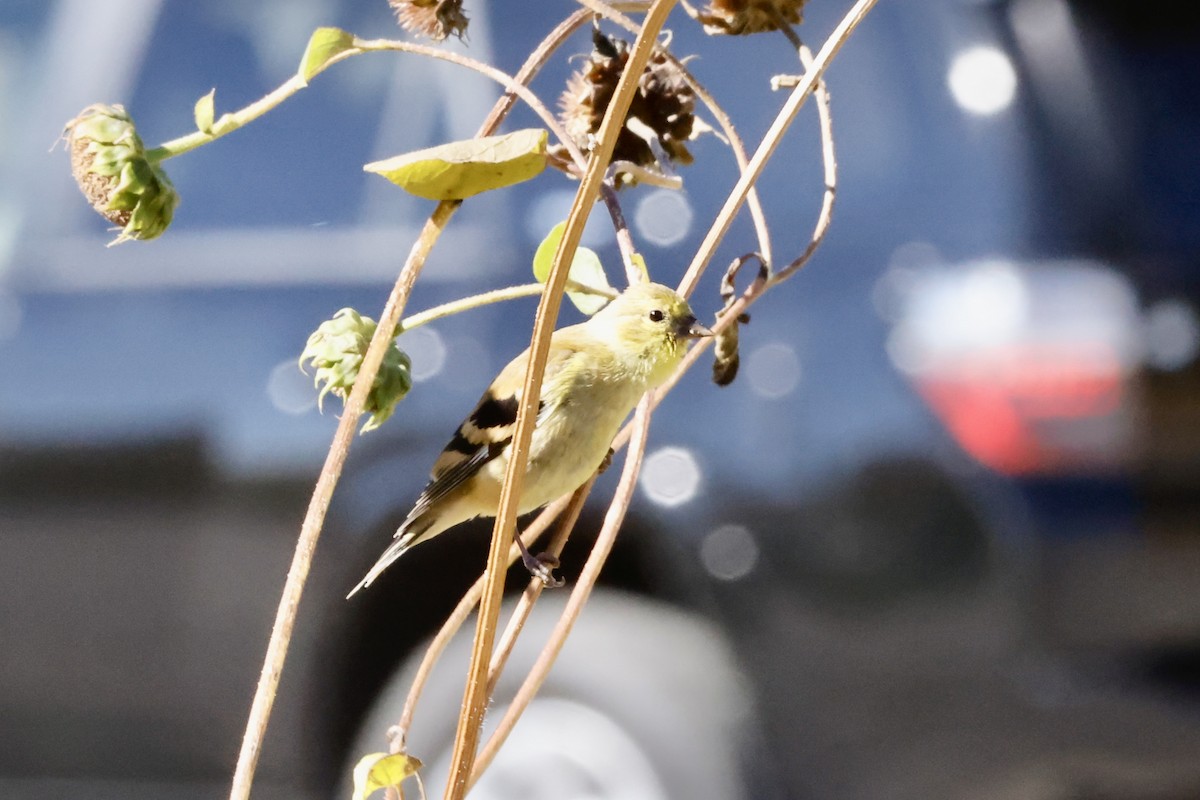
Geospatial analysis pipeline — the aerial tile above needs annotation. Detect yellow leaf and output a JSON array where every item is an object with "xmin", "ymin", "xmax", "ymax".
[
  {"xmin": 299, "ymin": 27, "xmax": 357, "ymax": 84},
  {"xmin": 532, "ymin": 221, "xmax": 614, "ymax": 316},
  {"xmin": 194, "ymin": 89, "xmax": 215, "ymax": 134},
  {"xmin": 351, "ymin": 751, "xmax": 423, "ymax": 800},
  {"xmin": 364, "ymin": 129, "xmax": 548, "ymax": 200}
]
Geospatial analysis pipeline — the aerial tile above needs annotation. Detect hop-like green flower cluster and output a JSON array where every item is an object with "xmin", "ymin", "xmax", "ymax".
[
  {"xmin": 300, "ymin": 308, "xmax": 413, "ymax": 432},
  {"xmin": 64, "ymin": 104, "xmax": 179, "ymax": 244}
]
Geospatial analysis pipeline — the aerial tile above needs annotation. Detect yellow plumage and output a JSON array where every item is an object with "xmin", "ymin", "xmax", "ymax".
[{"xmin": 348, "ymin": 282, "xmax": 709, "ymax": 597}]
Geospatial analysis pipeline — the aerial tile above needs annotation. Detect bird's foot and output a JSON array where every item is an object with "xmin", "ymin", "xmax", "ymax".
[
  {"xmin": 597, "ymin": 447, "xmax": 615, "ymax": 475},
  {"xmin": 521, "ymin": 550, "xmax": 564, "ymax": 588}
]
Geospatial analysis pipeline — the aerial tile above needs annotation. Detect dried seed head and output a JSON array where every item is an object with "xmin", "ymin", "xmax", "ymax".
[
  {"xmin": 712, "ymin": 321, "xmax": 741, "ymax": 386},
  {"xmin": 559, "ymin": 29, "xmax": 695, "ymax": 182},
  {"xmin": 697, "ymin": 0, "xmax": 806, "ymax": 36},
  {"xmin": 300, "ymin": 308, "xmax": 413, "ymax": 432},
  {"xmin": 389, "ymin": 0, "xmax": 468, "ymax": 41},
  {"xmin": 64, "ymin": 104, "xmax": 179, "ymax": 244}
]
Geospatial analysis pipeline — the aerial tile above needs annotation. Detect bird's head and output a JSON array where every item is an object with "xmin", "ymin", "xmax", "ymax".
[{"xmin": 591, "ymin": 282, "xmax": 712, "ymax": 386}]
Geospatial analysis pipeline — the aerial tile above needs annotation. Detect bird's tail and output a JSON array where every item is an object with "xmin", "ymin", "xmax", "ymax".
[{"xmin": 346, "ymin": 518, "xmax": 431, "ymax": 599}]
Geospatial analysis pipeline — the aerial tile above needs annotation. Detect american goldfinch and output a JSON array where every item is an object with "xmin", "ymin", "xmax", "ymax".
[{"xmin": 348, "ymin": 282, "xmax": 710, "ymax": 597}]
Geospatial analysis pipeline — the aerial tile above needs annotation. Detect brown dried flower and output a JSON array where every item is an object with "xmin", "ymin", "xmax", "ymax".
[
  {"xmin": 695, "ymin": 0, "xmax": 806, "ymax": 36},
  {"xmin": 388, "ymin": 0, "xmax": 468, "ymax": 41},
  {"xmin": 559, "ymin": 29, "xmax": 695, "ymax": 180}
]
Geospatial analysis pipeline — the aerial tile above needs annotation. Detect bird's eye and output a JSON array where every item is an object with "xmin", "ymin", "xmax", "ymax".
[{"xmin": 648, "ymin": 309, "xmax": 665, "ymax": 323}]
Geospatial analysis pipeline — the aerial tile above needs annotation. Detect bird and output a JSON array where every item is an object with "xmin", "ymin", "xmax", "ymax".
[{"xmin": 348, "ymin": 281, "xmax": 711, "ymax": 597}]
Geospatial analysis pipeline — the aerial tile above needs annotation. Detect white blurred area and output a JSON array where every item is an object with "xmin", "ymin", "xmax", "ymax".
[
  {"xmin": 877, "ymin": 254, "xmax": 1189, "ymax": 475},
  {"xmin": 745, "ymin": 341, "xmax": 802, "ymax": 399},
  {"xmin": 633, "ymin": 189, "xmax": 694, "ymax": 248},
  {"xmin": 639, "ymin": 446, "xmax": 702, "ymax": 507},
  {"xmin": 266, "ymin": 358, "xmax": 317, "ymax": 415},
  {"xmin": 947, "ymin": 46, "xmax": 1019, "ymax": 116},
  {"xmin": 399, "ymin": 326, "xmax": 447, "ymax": 383}
]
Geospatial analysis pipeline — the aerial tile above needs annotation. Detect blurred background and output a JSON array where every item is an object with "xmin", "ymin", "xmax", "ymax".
[{"xmin": 2, "ymin": 0, "xmax": 1199, "ymax": 798}]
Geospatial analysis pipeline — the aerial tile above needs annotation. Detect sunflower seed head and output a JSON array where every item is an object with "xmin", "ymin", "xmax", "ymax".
[
  {"xmin": 697, "ymin": 0, "xmax": 806, "ymax": 36},
  {"xmin": 64, "ymin": 104, "xmax": 179, "ymax": 244},
  {"xmin": 389, "ymin": 0, "xmax": 468, "ymax": 41},
  {"xmin": 559, "ymin": 28, "xmax": 695, "ymax": 184}
]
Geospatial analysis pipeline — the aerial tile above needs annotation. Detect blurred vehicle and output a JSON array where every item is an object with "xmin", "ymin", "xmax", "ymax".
[{"xmin": 2, "ymin": 0, "xmax": 1200, "ymax": 799}]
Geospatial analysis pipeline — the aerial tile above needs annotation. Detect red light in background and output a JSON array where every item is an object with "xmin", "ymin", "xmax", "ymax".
[{"xmin": 913, "ymin": 343, "xmax": 1127, "ymax": 475}]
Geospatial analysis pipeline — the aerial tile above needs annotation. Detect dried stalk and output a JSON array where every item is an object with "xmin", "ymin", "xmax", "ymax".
[
  {"xmin": 352, "ymin": 37, "xmax": 587, "ymax": 170},
  {"xmin": 679, "ymin": 0, "xmax": 878, "ymax": 297},
  {"xmin": 772, "ymin": 40, "xmax": 837, "ymax": 283},
  {"xmin": 451, "ymin": 15, "xmax": 854, "ymax": 752},
  {"xmin": 440, "ymin": 4, "xmax": 679, "ymax": 797},
  {"xmin": 396, "ymin": 280, "xmax": 617, "ymax": 337},
  {"xmin": 469, "ymin": 400, "xmax": 653, "ymax": 786},
  {"xmin": 228, "ymin": 11, "xmax": 594, "ymax": 800},
  {"xmin": 672, "ymin": 58, "xmax": 775, "ymax": 267},
  {"xmin": 390, "ymin": 494, "xmax": 575, "ymax": 749},
  {"xmin": 486, "ymin": 480, "xmax": 594, "ymax": 695},
  {"xmin": 599, "ymin": 183, "xmax": 644, "ymax": 285},
  {"xmin": 230, "ymin": 200, "xmax": 458, "ymax": 800},
  {"xmin": 579, "ymin": 0, "xmax": 775, "ymax": 267},
  {"xmin": 450, "ymin": 4, "xmax": 859, "ymax": 790}
]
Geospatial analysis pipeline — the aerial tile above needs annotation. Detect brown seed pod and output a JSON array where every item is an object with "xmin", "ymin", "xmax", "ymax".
[
  {"xmin": 389, "ymin": 0, "xmax": 468, "ymax": 41},
  {"xmin": 712, "ymin": 253, "xmax": 768, "ymax": 387},
  {"xmin": 559, "ymin": 28, "xmax": 695, "ymax": 180},
  {"xmin": 695, "ymin": 0, "xmax": 807, "ymax": 36}
]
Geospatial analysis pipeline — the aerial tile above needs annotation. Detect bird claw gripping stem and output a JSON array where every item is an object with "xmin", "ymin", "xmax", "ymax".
[{"xmin": 515, "ymin": 534, "xmax": 564, "ymax": 588}]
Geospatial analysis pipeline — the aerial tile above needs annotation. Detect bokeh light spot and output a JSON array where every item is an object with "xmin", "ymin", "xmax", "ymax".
[
  {"xmin": 268, "ymin": 358, "xmax": 317, "ymax": 415},
  {"xmin": 948, "ymin": 46, "xmax": 1018, "ymax": 116},
  {"xmin": 745, "ymin": 341, "xmax": 801, "ymax": 399},
  {"xmin": 634, "ymin": 190, "xmax": 694, "ymax": 247},
  {"xmin": 401, "ymin": 327, "xmax": 447, "ymax": 383},
  {"xmin": 640, "ymin": 446, "xmax": 701, "ymax": 507},
  {"xmin": 700, "ymin": 524, "xmax": 759, "ymax": 581}
]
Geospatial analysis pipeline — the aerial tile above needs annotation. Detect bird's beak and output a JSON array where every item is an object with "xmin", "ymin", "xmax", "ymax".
[{"xmin": 678, "ymin": 315, "xmax": 714, "ymax": 339}]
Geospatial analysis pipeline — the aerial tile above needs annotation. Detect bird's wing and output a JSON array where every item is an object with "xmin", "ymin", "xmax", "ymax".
[{"xmin": 405, "ymin": 341, "xmax": 583, "ymax": 523}]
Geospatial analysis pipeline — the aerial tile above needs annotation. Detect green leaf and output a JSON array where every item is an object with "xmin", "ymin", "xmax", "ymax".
[
  {"xmin": 364, "ymin": 129, "xmax": 548, "ymax": 200},
  {"xmin": 533, "ymin": 221, "xmax": 614, "ymax": 316},
  {"xmin": 351, "ymin": 752, "xmax": 422, "ymax": 800},
  {"xmin": 194, "ymin": 89, "xmax": 215, "ymax": 134},
  {"xmin": 299, "ymin": 27, "xmax": 356, "ymax": 84}
]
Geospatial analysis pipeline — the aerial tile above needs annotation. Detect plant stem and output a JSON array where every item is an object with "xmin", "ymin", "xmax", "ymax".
[
  {"xmin": 581, "ymin": 0, "xmax": 776, "ymax": 270},
  {"xmin": 151, "ymin": 31, "xmax": 588, "ymax": 170},
  {"xmin": 149, "ymin": 74, "xmax": 310, "ymax": 160},
  {"xmin": 352, "ymin": 37, "xmax": 587, "ymax": 171},
  {"xmin": 678, "ymin": 0, "xmax": 878, "ymax": 297},
  {"xmin": 440, "ymin": 4, "xmax": 678, "ymax": 797},
  {"xmin": 394, "ymin": 281, "xmax": 616, "ymax": 338},
  {"xmin": 391, "ymin": 494, "xmax": 576, "ymax": 748},
  {"xmin": 227, "ymin": 11, "xmax": 594, "ymax": 797},
  {"xmin": 485, "ymin": 479, "xmax": 593, "ymax": 696},
  {"xmin": 469, "ymin": 400, "xmax": 652, "ymax": 787},
  {"xmin": 771, "ymin": 41, "xmax": 837, "ymax": 284},
  {"xmin": 670, "ymin": 57, "xmax": 774, "ymax": 268},
  {"xmin": 598, "ymin": 184, "xmax": 643, "ymax": 285},
  {"xmin": 228, "ymin": 200, "xmax": 459, "ymax": 800}
]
